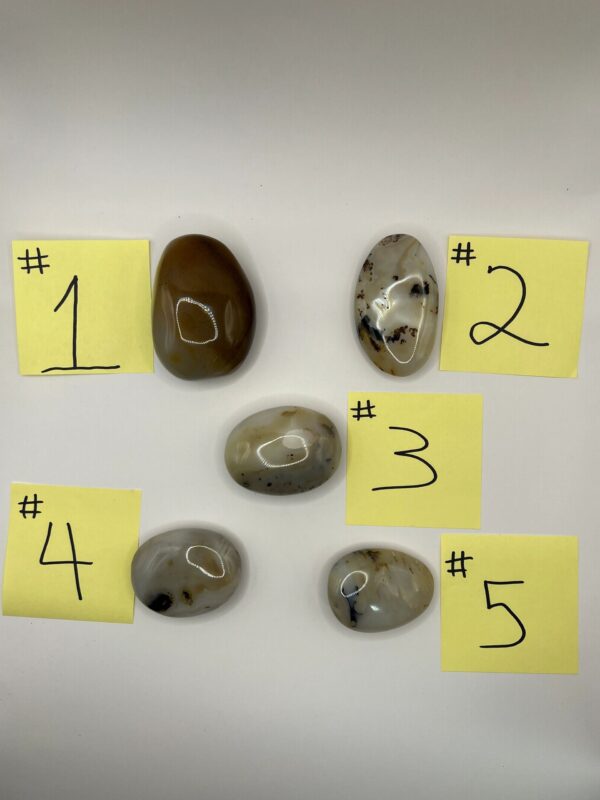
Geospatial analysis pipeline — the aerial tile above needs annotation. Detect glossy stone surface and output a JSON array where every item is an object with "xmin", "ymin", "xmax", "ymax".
[
  {"xmin": 355, "ymin": 234, "xmax": 439, "ymax": 376},
  {"xmin": 153, "ymin": 234, "xmax": 255, "ymax": 379},
  {"xmin": 225, "ymin": 406, "xmax": 341, "ymax": 495},
  {"xmin": 328, "ymin": 548, "xmax": 434, "ymax": 632},
  {"xmin": 131, "ymin": 528, "xmax": 242, "ymax": 617}
]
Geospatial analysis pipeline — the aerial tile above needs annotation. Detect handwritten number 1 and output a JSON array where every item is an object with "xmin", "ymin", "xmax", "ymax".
[
  {"xmin": 41, "ymin": 274, "xmax": 120, "ymax": 373},
  {"xmin": 470, "ymin": 264, "xmax": 549, "ymax": 348},
  {"xmin": 54, "ymin": 275, "xmax": 78, "ymax": 368}
]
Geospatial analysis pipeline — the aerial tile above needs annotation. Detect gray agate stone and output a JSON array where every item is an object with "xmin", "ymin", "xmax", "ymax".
[
  {"xmin": 131, "ymin": 528, "xmax": 242, "ymax": 617},
  {"xmin": 225, "ymin": 406, "xmax": 341, "ymax": 495},
  {"xmin": 355, "ymin": 234, "xmax": 439, "ymax": 376},
  {"xmin": 328, "ymin": 548, "xmax": 434, "ymax": 633}
]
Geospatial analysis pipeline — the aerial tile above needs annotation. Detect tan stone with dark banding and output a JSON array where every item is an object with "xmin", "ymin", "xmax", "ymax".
[{"xmin": 153, "ymin": 234, "xmax": 255, "ymax": 379}]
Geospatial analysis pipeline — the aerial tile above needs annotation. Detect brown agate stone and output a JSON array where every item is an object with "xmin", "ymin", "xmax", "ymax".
[{"xmin": 152, "ymin": 234, "xmax": 255, "ymax": 379}]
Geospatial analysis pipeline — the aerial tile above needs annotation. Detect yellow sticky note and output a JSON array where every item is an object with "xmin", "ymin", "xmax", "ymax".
[
  {"xmin": 3, "ymin": 483, "xmax": 141, "ymax": 623},
  {"xmin": 13, "ymin": 240, "xmax": 153, "ymax": 375},
  {"xmin": 441, "ymin": 534, "xmax": 578, "ymax": 673},
  {"xmin": 346, "ymin": 393, "xmax": 482, "ymax": 528},
  {"xmin": 440, "ymin": 236, "xmax": 589, "ymax": 377}
]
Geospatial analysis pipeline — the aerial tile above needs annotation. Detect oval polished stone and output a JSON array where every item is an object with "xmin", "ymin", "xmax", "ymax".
[
  {"xmin": 355, "ymin": 234, "xmax": 439, "ymax": 376},
  {"xmin": 153, "ymin": 234, "xmax": 255, "ymax": 379},
  {"xmin": 328, "ymin": 548, "xmax": 434, "ymax": 632},
  {"xmin": 131, "ymin": 528, "xmax": 242, "ymax": 617},
  {"xmin": 225, "ymin": 406, "xmax": 341, "ymax": 495}
]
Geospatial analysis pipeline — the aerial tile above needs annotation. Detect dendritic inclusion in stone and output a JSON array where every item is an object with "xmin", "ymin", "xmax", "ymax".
[
  {"xmin": 131, "ymin": 528, "xmax": 242, "ymax": 617},
  {"xmin": 327, "ymin": 548, "xmax": 434, "ymax": 632},
  {"xmin": 225, "ymin": 405, "xmax": 341, "ymax": 495},
  {"xmin": 355, "ymin": 234, "xmax": 439, "ymax": 376}
]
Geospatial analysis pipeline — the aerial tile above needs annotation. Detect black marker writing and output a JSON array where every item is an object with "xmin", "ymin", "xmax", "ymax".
[
  {"xmin": 445, "ymin": 550, "xmax": 473, "ymax": 578},
  {"xmin": 480, "ymin": 579, "xmax": 526, "ymax": 648},
  {"xmin": 470, "ymin": 265, "xmax": 549, "ymax": 348},
  {"xmin": 351, "ymin": 399, "xmax": 376, "ymax": 420},
  {"xmin": 39, "ymin": 521, "xmax": 93, "ymax": 601},
  {"xmin": 42, "ymin": 274, "xmax": 121, "ymax": 373},
  {"xmin": 451, "ymin": 241, "xmax": 476, "ymax": 266},
  {"xmin": 18, "ymin": 493, "xmax": 43, "ymax": 519},
  {"xmin": 372, "ymin": 427, "xmax": 438, "ymax": 491},
  {"xmin": 18, "ymin": 247, "xmax": 50, "ymax": 274}
]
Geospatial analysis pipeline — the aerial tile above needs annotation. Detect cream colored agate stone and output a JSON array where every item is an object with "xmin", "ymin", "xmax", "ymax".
[
  {"xmin": 355, "ymin": 234, "xmax": 439, "ymax": 376},
  {"xmin": 328, "ymin": 548, "xmax": 434, "ymax": 632},
  {"xmin": 131, "ymin": 528, "xmax": 242, "ymax": 617},
  {"xmin": 225, "ymin": 405, "xmax": 341, "ymax": 495}
]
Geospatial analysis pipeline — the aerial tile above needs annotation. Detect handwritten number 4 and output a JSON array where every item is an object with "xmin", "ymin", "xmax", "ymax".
[
  {"xmin": 39, "ymin": 521, "xmax": 93, "ymax": 601},
  {"xmin": 372, "ymin": 427, "xmax": 438, "ymax": 492}
]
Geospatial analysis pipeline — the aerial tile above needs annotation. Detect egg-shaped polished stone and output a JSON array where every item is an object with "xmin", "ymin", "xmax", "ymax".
[
  {"xmin": 225, "ymin": 406, "xmax": 341, "ymax": 495},
  {"xmin": 131, "ymin": 528, "xmax": 242, "ymax": 617},
  {"xmin": 328, "ymin": 548, "xmax": 434, "ymax": 632},
  {"xmin": 152, "ymin": 234, "xmax": 255, "ymax": 379},
  {"xmin": 355, "ymin": 234, "xmax": 439, "ymax": 376}
]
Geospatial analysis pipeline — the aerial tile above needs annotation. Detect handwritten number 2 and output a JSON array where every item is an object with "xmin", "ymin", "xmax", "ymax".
[
  {"xmin": 470, "ymin": 265, "xmax": 549, "ymax": 348},
  {"xmin": 480, "ymin": 579, "xmax": 526, "ymax": 649},
  {"xmin": 372, "ymin": 427, "xmax": 438, "ymax": 492}
]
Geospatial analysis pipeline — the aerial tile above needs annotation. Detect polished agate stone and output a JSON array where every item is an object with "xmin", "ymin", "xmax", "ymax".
[
  {"xmin": 355, "ymin": 234, "xmax": 439, "ymax": 376},
  {"xmin": 328, "ymin": 548, "xmax": 434, "ymax": 632},
  {"xmin": 152, "ymin": 234, "xmax": 255, "ymax": 379},
  {"xmin": 131, "ymin": 528, "xmax": 242, "ymax": 617},
  {"xmin": 225, "ymin": 406, "xmax": 341, "ymax": 495}
]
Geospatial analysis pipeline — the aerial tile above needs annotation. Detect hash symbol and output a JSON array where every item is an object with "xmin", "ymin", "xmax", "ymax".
[
  {"xmin": 18, "ymin": 247, "xmax": 50, "ymax": 274},
  {"xmin": 451, "ymin": 241, "xmax": 476, "ymax": 266},
  {"xmin": 351, "ymin": 399, "xmax": 376, "ymax": 420},
  {"xmin": 18, "ymin": 493, "xmax": 43, "ymax": 519},
  {"xmin": 445, "ymin": 550, "xmax": 473, "ymax": 577}
]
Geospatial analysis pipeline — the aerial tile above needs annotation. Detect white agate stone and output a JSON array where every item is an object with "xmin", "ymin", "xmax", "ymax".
[
  {"xmin": 328, "ymin": 548, "xmax": 434, "ymax": 632},
  {"xmin": 131, "ymin": 528, "xmax": 241, "ymax": 617},
  {"xmin": 355, "ymin": 234, "xmax": 439, "ymax": 376}
]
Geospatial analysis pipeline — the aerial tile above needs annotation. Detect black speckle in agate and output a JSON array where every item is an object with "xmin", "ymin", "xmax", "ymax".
[
  {"xmin": 355, "ymin": 234, "xmax": 439, "ymax": 376},
  {"xmin": 225, "ymin": 406, "xmax": 341, "ymax": 495},
  {"xmin": 328, "ymin": 548, "xmax": 434, "ymax": 633},
  {"xmin": 131, "ymin": 528, "xmax": 242, "ymax": 617}
]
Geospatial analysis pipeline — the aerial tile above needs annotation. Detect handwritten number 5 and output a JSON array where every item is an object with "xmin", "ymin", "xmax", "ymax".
[
  {"xmin": 372, "ymin": 427, "xmax": 438, "ymax": 492},
  {"xmin": 480, "ymin": 579, "xmax": 526, "ymax": 649},
  {"xmin": 470, "ymin": 264, "xmax": 549, "ymax": 348}
]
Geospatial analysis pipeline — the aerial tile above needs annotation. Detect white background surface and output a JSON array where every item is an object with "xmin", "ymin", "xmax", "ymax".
[{"xmin": 1, "ymin": 2, "xmax": 599, "ymax": 798}]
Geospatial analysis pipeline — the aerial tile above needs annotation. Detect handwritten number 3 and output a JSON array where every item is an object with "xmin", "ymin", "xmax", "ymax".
[
  {"xmin": 372, "ymin": 427, "xmax": 438, "ymax": 492},
  {"xmin": 469, "ymin": 264, "xmax": 549, "ymax": 348}
]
